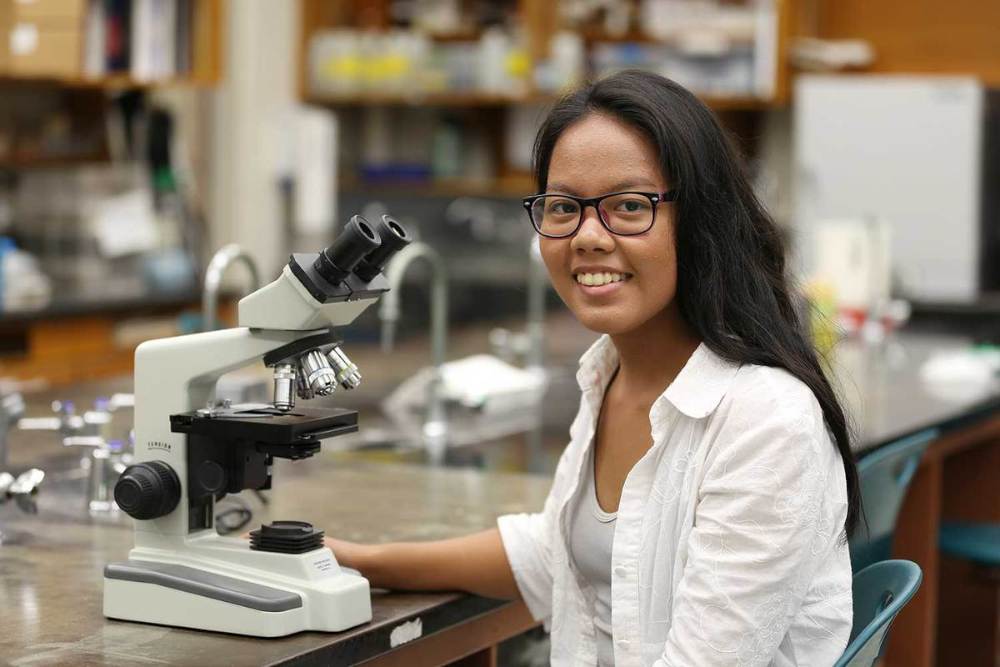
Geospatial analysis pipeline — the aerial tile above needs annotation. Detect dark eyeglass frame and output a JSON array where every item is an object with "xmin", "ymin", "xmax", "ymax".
[{"xmin": 521, "ymin": 190, "xmax": 678, "ymax": 238}]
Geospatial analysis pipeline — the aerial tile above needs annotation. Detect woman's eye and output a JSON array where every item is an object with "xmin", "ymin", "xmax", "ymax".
[
  {"xmin": 549, "ymin": 201, "xmax": 578, "ymax": 215},
  {"xmin": 615, "ymin": 198, "xmax": 650, "ymax": 213}
]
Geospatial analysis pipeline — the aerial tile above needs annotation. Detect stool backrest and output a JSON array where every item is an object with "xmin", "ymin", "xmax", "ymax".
[
  {"xmin": 835, "ymin": 559, "xmax": 923, "ymax": 667},
  {"xmin": 850, "ymin": 429, "xmax": 935, "ymax": 571}
]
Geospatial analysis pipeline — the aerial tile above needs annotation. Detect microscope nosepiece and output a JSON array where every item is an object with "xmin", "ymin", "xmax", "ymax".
[
  {"xmin": 313, "ymin": 215, "xmax": 382, "ymax": 286},
  {"xmin": 354, "ymin": 215, "xmax": 412, "ymax": 282}
]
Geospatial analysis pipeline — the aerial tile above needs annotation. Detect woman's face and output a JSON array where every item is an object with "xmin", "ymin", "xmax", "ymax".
[{"xmin": 539, "ymin": 113, "xmax": 680, "ymax": 337}]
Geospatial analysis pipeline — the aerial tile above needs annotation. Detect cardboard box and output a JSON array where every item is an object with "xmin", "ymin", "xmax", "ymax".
[
  {"xmin": 8, "ymin": 21, "xmax": 82, "ymax": 76},
  {"xmin": 0, "ymin": 4, "xmax": 10, "ymax": 73},
  {"xmin": 9, "ymin": 0, "xmax": 87, "ymax": 23}
]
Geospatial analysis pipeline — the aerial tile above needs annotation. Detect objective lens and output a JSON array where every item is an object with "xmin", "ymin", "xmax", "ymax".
[
  {"xmin": 313, "ymin": 215, "xmax": 382, "ymax": 286},
  {"xmin": 272, "ymin": 364, "xmax": 296, "ymax": 411},
  {"xmin": 296, "ymin": 367, "xmax": 315, "ymax": 401},
  {"xmin": 299, "ymin": 350, "xmax": 337, "ymax": 396},
  {"xmin": 327, "ymin": 346, "xmax": 362, "ymax": 390},
  {"xmin": 354, "ymin": 215, "xmax": 412, "ymax": 282}
]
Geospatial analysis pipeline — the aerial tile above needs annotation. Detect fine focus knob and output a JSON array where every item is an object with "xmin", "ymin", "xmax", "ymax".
[{"xmin": 114, "ymin": 461, "xmax": 181, "ymax": 520}]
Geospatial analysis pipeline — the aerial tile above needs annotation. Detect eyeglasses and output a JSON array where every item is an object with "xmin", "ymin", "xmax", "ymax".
[{"xmin": 522, "ymin": 190, "xmax": 677, "ymax": 239}]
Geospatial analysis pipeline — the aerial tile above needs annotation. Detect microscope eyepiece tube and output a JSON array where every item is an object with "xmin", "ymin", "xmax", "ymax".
[
  {"xmin": 327, "ymin": 346, "xmax": 362, "ymax": 390},
  {"xmin": 272, "ymin": 364, "xmax": 297, "ymax": 411},
  {"xmin": 313, "ymin": 214, "xmax": 382, "ymax": 286},
  {"xmin": 299, "ymin": 350, "xmax": 338, "ymax": 396},
  {"xmin": 354, "ymin": 215, "xmax": 412, "ymax": 282}
]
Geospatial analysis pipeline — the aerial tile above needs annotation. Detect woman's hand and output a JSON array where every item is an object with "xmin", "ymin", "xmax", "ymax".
[
  {"xmin": 238, "ymin": 528, "xmax": 519, "ymax": 598},
  {"xmin": 324, "ymin": 536, "xmax": 377, "ymax": 574}
]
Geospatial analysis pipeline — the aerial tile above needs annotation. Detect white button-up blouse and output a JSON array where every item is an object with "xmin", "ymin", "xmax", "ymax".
[{"xmin": 497, "ymin": 336, "xmax": 852, "ymax": 666}]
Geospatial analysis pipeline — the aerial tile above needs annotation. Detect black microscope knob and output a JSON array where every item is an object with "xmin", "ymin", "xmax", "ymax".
[{"xmin": 114, "ymin": 461, "xmax": 181, "ymax": 520}]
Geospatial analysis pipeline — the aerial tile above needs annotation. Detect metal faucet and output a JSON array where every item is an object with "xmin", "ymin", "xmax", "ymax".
[
  {"xmin": 16, "ymin": 396, "xmax": 134, "ymax": 515},
  {"xmin": 487, "ymin": 237, "xmax": 550, "ymax": 472},
  {"xmin": 203, "ymin": 244, "xmax": 261, "ymax": 331},
  {"xmin": 0, "ymin": 467, "xmax": 44, "ymax": 514},
  {"xmin": 490, "ymin": 237, "xmax": 547, "ymax": 369},
  {"xmin": 378, "ymin": 242, "xmax": 450, "ymax": 465}
]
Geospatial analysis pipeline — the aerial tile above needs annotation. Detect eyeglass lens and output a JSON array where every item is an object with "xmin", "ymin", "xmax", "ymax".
[{"xmin": 530, "ymin": 193, "xmax": 655, "ymax": 236}]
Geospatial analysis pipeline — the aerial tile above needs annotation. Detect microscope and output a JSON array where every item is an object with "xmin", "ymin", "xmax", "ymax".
[{"xmin": 104, "ymin": 214, "xmax": 411, "ymax": 637}]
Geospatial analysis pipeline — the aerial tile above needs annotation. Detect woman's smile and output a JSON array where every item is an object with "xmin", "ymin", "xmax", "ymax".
[{"xmin": 573, "ymin": 266, "xmax": 634, "ymax": 297}]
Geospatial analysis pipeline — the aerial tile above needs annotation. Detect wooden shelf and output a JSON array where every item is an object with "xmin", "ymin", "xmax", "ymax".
[
  {"xmin": 309, "ymin": 90, "xmax": 773, "ymax": 111},
  {"xmin": 0, "ymin": 74, "xmax": 218, "ymax": 90},
  {"xmin": 341, "ymin": 174, "xmax": 536, "ymax": 198},
  {"xmin": 0, "ymin": 152, "xmax": 108, "ymax": 169},
  {"xmin": 577, "ymin": 27, "xmax": 756, "ymax": 48},
  {"xmin": 306, "ymin": 91, "xmax": 556, "ymax": 108}
]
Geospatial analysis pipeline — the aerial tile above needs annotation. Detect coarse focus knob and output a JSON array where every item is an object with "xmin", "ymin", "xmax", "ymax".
[{"xmin": 114, "ymin": 461, "xmax": 181, "ymax": 520}]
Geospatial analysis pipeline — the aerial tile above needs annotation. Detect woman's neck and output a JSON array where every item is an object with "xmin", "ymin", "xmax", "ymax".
[{"xmin": 608, "ymin": 305, "xmax": 701, "ymax": 402}]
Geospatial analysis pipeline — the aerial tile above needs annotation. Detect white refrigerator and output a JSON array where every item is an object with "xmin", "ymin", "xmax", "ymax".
[{"xmin": 793, "ymin": 75, "xmax": 999, "ymax": 304}]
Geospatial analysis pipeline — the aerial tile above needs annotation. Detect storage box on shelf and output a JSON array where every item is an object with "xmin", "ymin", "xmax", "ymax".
[{"xmin": 1, "ymin": 0, "xmax": 86, "ymax": 77}]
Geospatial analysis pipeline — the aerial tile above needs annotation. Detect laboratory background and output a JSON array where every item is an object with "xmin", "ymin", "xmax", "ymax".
[{"xmin": 0, "ymin": 1, "xmax": 998, "ymax": 666}]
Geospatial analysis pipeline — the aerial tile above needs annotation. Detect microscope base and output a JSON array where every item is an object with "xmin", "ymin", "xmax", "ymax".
[{"xmin": 103, "ymin": 537, "xmax": 372, "ymax": 637}]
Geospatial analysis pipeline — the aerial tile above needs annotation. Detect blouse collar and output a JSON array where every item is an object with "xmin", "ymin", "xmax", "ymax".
[{"xmin": 576, "ymin": 334, "xmax": 742, "ymax": 420}]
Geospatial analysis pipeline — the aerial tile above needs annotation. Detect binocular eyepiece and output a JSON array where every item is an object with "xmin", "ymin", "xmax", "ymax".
[{"xmin": 313, "ymin": 214, "xmax": 411, "ymax": 286}]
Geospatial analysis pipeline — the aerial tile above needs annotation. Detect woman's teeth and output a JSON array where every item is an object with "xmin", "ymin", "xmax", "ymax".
[{"xmin": 575, "ymin": 272, "xmax": 628, "ymax": 286}]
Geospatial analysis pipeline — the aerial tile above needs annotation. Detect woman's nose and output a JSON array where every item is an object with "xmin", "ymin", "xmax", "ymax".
[{"xmin": 571, "ymin": 206, "xmax": 614, "ymax": 253}]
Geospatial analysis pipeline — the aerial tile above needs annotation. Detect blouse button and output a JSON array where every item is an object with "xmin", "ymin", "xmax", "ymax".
[
  {"xmin": 617, "ymin": 638, "xmax": 630, "ymax": 648},
  {"xmin": 614, "ymin": 565, "xmax": 627, "ymax": 578}
]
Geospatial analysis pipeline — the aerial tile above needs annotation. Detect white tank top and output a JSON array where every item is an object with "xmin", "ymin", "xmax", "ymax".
[{"xmin": 568, "ymin": 443, "xmax": 617, "ymax": 666}]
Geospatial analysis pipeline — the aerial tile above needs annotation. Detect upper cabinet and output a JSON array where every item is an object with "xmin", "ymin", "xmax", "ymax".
[
  {"xmin": 812, "ymin": 0, "xmax": 1000, "ymax": 86},
  {"xmin": 0, "ymin": 0, "xmax": 224, "ymax": 88}
]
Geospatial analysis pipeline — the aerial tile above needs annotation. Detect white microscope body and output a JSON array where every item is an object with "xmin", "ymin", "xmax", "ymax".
[{"xmin": 103, "ymin": 215, "xmax": 411, "ymax": 637}]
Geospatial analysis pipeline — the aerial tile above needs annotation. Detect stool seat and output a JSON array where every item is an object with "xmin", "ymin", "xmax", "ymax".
[{"xmin": 939, "ymin": 522, "xmax": 1000, "ymax": 566}]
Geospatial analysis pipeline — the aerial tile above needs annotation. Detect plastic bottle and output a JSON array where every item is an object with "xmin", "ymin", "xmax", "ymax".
[{"xmin": 0, "ymin": 236, "xmax": 15, "ymax": 312}]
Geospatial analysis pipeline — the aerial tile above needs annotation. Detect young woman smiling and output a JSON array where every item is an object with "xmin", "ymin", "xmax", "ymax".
[{"xmin": 326, "ymin": 70, "xmax": 860, "ymax": 666}]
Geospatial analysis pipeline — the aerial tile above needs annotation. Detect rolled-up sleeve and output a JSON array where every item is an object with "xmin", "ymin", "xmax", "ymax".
[
  {"xmin": 497, "ymin": 502, "xmax": 556, "ymax": 626},
  {"xmin": 657, "ymin": 391, "xmax": 843, "ymax": 666}
]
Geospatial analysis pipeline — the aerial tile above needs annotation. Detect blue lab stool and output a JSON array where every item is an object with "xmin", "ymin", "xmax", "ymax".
[
  {"xmin": 849, "ymin": 430, "xmax": 937, "ymax": 572},
  {"xmin": 939, "ymin": 522, "xmax": 1000, "ymax": 566},
  {"xmin": 835, "ymin": 559, "xmax": 923, "ymax": 667},
  {"xmin": 938, "ymin": 521, "xmax": 1000, "ymax": 662}
]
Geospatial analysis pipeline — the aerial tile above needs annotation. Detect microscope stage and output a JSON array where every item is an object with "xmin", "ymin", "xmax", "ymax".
[{"xmin": 170, "ymin": 406, "xmax": 359, "ymax": 444}]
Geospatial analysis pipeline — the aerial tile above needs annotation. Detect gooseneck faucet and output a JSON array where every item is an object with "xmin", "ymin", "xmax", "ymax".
[
  {"xmin": 378, "ymin": 242, "xmax": 450, "ymax": 464},
  {"xmin": 202, "ymin": 244, "xmax": 262, "ymax": 331}
]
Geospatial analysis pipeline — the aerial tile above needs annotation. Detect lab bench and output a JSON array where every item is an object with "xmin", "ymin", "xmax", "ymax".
[
  {"xmin": 0, "ymin": 430, "xmax": 549, "ymax": 665},
  {"xmin": 2, "ymin": 324, "xmax": 999, "ymax": 665}
]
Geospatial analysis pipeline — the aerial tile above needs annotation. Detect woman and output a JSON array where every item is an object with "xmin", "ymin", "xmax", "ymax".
[{"xmin": 327, "ymin": 70, "xmax": 859, "ymax": 666}]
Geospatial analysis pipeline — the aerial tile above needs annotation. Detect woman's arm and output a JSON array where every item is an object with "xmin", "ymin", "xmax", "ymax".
[{"xmin": 325, "ymin": 528, "xmax": 521, "ymax": 599}]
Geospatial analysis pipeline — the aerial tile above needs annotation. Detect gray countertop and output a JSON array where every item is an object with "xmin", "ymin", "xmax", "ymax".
[
  {"xmin": 826, "ymin": 333, "xmax": 1000, "ymax": 451},
  {"xmin": 0, "ymin": 453, "xmax": 551, "ymax": 666}
]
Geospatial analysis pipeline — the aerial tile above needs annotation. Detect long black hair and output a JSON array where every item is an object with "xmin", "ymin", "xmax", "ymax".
[{"xmin": 533, "ymin": 70, "xmax": 860, "ymax": 537}]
